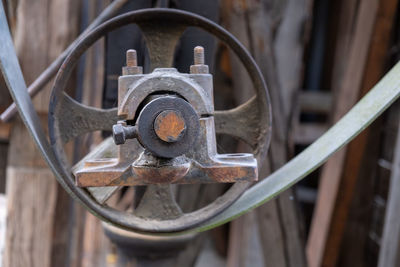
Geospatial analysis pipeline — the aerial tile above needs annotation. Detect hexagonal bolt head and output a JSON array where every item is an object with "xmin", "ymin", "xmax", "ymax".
[{"xmin": 112, "ymin": 124, "xmax": 137, "ymax": 145}]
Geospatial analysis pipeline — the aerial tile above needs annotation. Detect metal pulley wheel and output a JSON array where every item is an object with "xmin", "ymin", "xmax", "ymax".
[
  {"xmin": 48, "ymin": 8, "xmax": 272, "ymax": 233},
  {"xmin": 2, "ymin": 0, "xmax": 400, "ymax": 238}
]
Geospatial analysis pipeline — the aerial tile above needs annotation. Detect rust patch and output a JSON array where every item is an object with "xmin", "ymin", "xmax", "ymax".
[
  {"xmin": 132, "ymin": 164, "xmax": 190, "ymax": 184},
  {"xmin": 204, "ymin": 165, "xmax": 257, "ymax": 183},
  {"xmin": 154, "ymin": 110, "xmax": 186, "ymax": 142}
]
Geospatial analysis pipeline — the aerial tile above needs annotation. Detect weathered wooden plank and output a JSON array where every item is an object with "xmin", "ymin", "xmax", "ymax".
[
  {"xmin": 81, "ymin": 213, "xmax": 113, "ymax": 267},
  {"xmin": 298, "ymin": 92, "xmax": 332, "ymax": 114},
  {"xmin": 251, "ymin": 1, "xmax": 310, "ymax": 266},
  {"xmin": 337, "ymin": 0, "xmax": 399, "ymax": 266},
  {"xmin": 4, "ymin": 1, "xmax": 80, "ymax": 266},
  {"xmin": 227, "ymin": 211, "xmax": 264, "ymax": 267},
  {"xmin": 378, "ymin": 102, "xmax": 400, "ymax": 267},
  {"xmin": 306, "ymin": 0, "xmax": 378, "ymax": 264},
  {"xmin": 4, "ymin": 167, "xmax": 57, "ymax": 267},
  {"xmin": 307, "ymin": 0, "xmax": 378, "ymax": 264},
  {"xmin": 307, "ymin": 0, "xmax": 397, "ymax": 266},
  {"xmin": 221, "ymin": 1, "xmax": 285, "ymax": 265},
  {"xmin": 76, "ymin": 1, "xmax": 114, "ymax": 266},
  {"xmin": 0, "ymin": 123, "xmax": 10, "ymax": 142},
  {"xmin": 274, "ymin": 0, "xmax": 314, "ymax": 122},
  {"xmin": 293, "ymin": 123, "xmax": 328, "ymax": 145},
  {"xmin": 222, "ymin": 0, "xmax": 309, "ymax": 266}
]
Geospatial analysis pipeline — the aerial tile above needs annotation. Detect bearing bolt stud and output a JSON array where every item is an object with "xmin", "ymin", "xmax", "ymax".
[
  {"xmin": 122, "ymin": 49, "xmax": 143, "ymax": 75},
  {"xmin": 190, "ymin": 46, "xmax": 209, "ymax": 74},
  {"xmin": 126, "ymin": 49, "xmax": 137, "ymax": 67},
  {"xmin": 194, "ymin": 46, "xmax": 204, "ymax": 65}
]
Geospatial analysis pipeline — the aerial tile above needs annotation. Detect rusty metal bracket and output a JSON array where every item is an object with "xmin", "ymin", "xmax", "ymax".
[{"xmin": 74, "ymin": 65, "xmax": 258, "ymax": 186}]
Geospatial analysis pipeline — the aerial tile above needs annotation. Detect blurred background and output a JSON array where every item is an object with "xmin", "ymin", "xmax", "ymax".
[{"xmin": 0, "ymin": 0, "xmax": 400, "ymax": 266}]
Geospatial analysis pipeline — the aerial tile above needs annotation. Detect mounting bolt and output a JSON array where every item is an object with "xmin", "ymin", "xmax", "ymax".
[
  {"xmin": 126, "ymin": 49, "xmax": 137, "ymax": 67},
  {"xmin": 122, "ymin": 49, "xmax": 143, "ymax": 75},
  {"xmin": 112, "ymin": 122, "xmax": 138, "ymax": 145},
  {"xmin": 190, "ymin": 46, "xmax": 209, "ymax": 74},
  {"xmin": 194, "ymin": 46, "xmax": 204, "ymax": 65},
  {"xmin": 154, "ymin": 110, "xmax": 186, "ymax": 143}
]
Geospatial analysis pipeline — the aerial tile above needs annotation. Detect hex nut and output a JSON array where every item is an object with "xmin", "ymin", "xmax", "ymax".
[{"xmin": 112, "ymin": 124, "xmax": 126, "ymax": 145}]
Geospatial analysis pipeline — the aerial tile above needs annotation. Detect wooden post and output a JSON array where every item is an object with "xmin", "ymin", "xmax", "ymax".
[
  {"xmin": 307, "ymin": 0, "xmax": 398, "ymax": 266},
  {"xmin": 3, "ymin": 1, "xmax": 80, "ymax": 266},
  {"xmin": 78, "ymin": 2, "xmax": 116, "ymax": 266},
  {"xmin": 222, "ymin": 0, "xmax": 310, "ymax": 266},
  {"xmin": 378, "ymin": 102, "xmax": 400, "ymax": 267}
]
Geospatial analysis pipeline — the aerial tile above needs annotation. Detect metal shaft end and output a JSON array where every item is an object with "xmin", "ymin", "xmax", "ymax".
[{"xmin": 154, "ymin": 110, "xmax": 186, "ymax": 143}]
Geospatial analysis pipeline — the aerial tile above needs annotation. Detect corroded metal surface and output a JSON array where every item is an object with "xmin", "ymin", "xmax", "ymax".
[
  {"xmin": 154, "ymin": 110, "xmax": 186, "ymax": 143},
  {"xmin": 75, "ymin": 117, "xmax": 258, "ymax": 187},
  {"xmin": 135, "ymin": 95, "xmax": 200, "ymax": 158},
  {"xmin": 118, "ymin": 68, "xmax": 213, "ymax": 118},
  {"xmin": 75, "ymin": 67, "xmax": 258, "ymax": 186}
]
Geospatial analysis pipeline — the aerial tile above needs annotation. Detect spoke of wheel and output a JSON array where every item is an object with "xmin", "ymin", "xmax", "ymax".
[
  {"xmin": 137, "ymin": 22, "xmax": 186, "ymax": 70},
  {"xmin": 191, "ymin": 61, "xmax": 400, "ymax": 233},
  {"xmin": 134, "ymin": 22, "xmax": 186, "ymax": 215},
  {"xmin": 214, "ymin": 96, "xmax": 261, "ymax": 150},
  {"xmin": 55, "ymin": 92, "xmax": 118, "ymax": 144},
  {"xmin": 134, "ymin": 184, "xmax": 183, "ymax": 219}
]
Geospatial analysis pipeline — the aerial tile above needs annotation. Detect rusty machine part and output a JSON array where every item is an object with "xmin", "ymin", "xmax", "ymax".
[
  {"xmin": 47, "ymin": 8, "xmax": 272, "ymax": 233},
  {"xmin": 74, "ymin": 49, "xmax": 258, "ymax": 186}
]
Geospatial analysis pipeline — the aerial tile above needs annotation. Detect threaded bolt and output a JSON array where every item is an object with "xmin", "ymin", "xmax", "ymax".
[
  {"xmin": 126, "ymin": 49, "xmax": 137, "ymax": 67},
  {"xmin": 194, "ymin": 46, "xmax": 204, "ymax": 65},
  {"xmin": 112, "ymin": 123, "xmax": 137, "ymax": 145}
]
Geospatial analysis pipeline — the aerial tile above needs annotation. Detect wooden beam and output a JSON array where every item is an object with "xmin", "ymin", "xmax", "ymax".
[
  {"xmin": 0, "ymin": 123, "xmax": 10, "ymax": 142},
  {"xmin": 307, "ymin": 0, "xmax": 398, "ymax": 266},
  {"xmin": 293, "ymin": 123, "xmax": 328, "ymax": 145},
  {"xmin": 299, "ymin": 92, "xmax": 332, "ymax": 114},
  {"xmin": 4, "ymin": 1, "xmax": 80, "ymax": 266},
  {"xmin": 378, "ymin": 102, "xmax": 400, "ymax": 267},
  {"xmin": 222, "ymin": 0, "xmax": 310, "ymax": 266},
  {"xmin": 76, "ymin": 1, "xmax": 113, "ymax": 266},
  {"xmin": 307, "ymin": 0, "xmax": 378, "ymax": 266}
]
